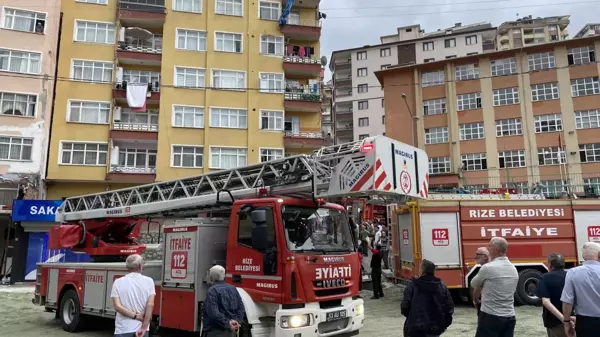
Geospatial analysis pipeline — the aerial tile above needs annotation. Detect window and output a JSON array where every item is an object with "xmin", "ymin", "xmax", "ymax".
[
  {"xmin": 429, "ymin": 157, "xmax": 451, "ymax": 174},
  {"xmin": 528, "ymin": 52, "xmax": 556, "ymax": 71},
  {"xmin": 117, "ymin": 148, "xmax": 156, "ymax": 170},
  {"xmin": 496, "ymin": 118, "xmax": 522, "ymax": 137},
  {"xmin": 357, "ymin": 84, "xmax": 368, "ymax": 93},
  {"xmin": 259, "ymin": 73, "xmax": 284, "ymax": 93},
  {"xmin": 425, "ymin": 127, "xmax": 448, "ymax": 144},
  {"xmin": 259, "ymin": 1, "xmax": 280, "ymax": 20},
  {"xmin": 580, "ymin": 143, "xmax": 600, "ymax": 163},
  {"xmin": 466, "ymin": 52, "xmax": 478, "ymax": 56},
  {"xmin": 215, "ymin": 32, "xmax": 242, "ymax": 53},
  {"xmin": 534, "ymin": 114, "xmax": 563, "ymax": 133},
  {"xmin": 455, "ymin": 64, "xmax": 479, "ymax": 81},
  {"xmin": 0, "ymin": 48, "xmax": 41, "ymax": 74},
  {"xmin": 571, "ymin": 77, "xmax": 600, "ymax": 97},
  {"xmin": 77, "ymin": 0, "xmax": 108, "ymax": 4},
  {"xmin": 382, "ymin": 116, "xmax": 385, "ymax": 124},
  {"xmin": 445, "ymin": 55, "xmax": 457, "ymax": 59},
  {"xmin": 71, "ymin": 60, "xmax": 113, "ymax": 82},
  {"xmin": 74, "ymin": 21, "xmax": 115, "ymax": 44},
  {"xmin": 173, "ymin": 0, "xmax": 201, "ymax": 13},
  {"xmin": 172, "ymin": 105, "xmax": 204, "ymax": 128},
  {"xmin": 465, "ymin": 35, "xmax": 477, "ymax": 45},
  {"xmin": 538, "ymin": 147, "xmax": 565, "ymax": 165},
  {"xmin": 423, "ymin": 98, "xmax": 446, "ymax": 116},
  {"xmin": 380, "ymin": 48, "xmax": 391, "ymax": 57},
  {"xmin": 2, "ymin": 8, "xmax": 46, "ymax": 33},
  {"xmin": 424, "ymin": 58, "xmax": 435, "ymax": 63},
  {"xmin": 357, "ymin": 68, "xmax": 367, "ymax": 77},
  {"xmin": 381, "ymin": 64, "xmax": 391, "ymax": 70},
  {"xmin": 461, "ymin": 153, "xmax": 487, "ymax": 171},
  {"xmin": 176, "ymin": 29, "xmax": 206, "ymax": 51},
  {"xmin": 423, "ymin": 42, "xmax": 434, "ymax": 51},
  {"xmin": 68, "ymin": 100, "xmax": 110, "ymax": 124},
  {"xmin": 457, "ymin": 92, "xmax": 481, "ymax": 111},
  {"xmin": 211, "ymin": 147, "xmax": 247, "ymax": 169},
  {"xmin": 358, "ymin": 117, "xmax": 369, "ymax": 127},
  {"xmin": 0, "ymin": 92, "xmax": 36, "ymax": 117},
  {"xmin": 260, "ymin": 148, "xmax": 283, "ymax": 162},
  {"xmin": 212, "ymin": 69, "xmax": 245, "ymax": 90},
  {"xmin": 575, "ymin": 109, "xmax": 600, "ymax": 129},
  {"xmin": 490, "ymin": 57, "xmax": 517, "ymax": 76},
  {"xmin": 260, "ymin": 110, "xmax": 283, "ymax": 130},
  {"xmin": 567, "ymin": 46, "xmax": 596, "ymax": 65},
  {"xmin": 421, "ymin": 71, "xmax": 444, "ymax": 87},
  {"xmin": 216, "ymin": 0, "xmax": 243, "ymax": 16},
  {"xmin": 172, "ymin": 145, "xmax": 203, "ymax": 168},
  {"xmin": 358, "ymin": 101, "xmax": 368, "ymax": 110},
  {"xmin": 122, "ymin": 69, "xmax": 160, "ymax": 88},
  {"xmin": 531, "ymin": 82, "xmax": 559, "ymax": 101},
  {"xmin": 0, "ymin": 136, "xmax": 32, "ymax": 161},
  {"xmin": 381, "ymin": 98, "xmax": 385, "ymax": 107},
  {"xmin": 175, "ymin": 67, "xmax": 205, "ymax": 88},
  {"xmin": 119, "ymin": 109, "xmax": 158, "ymax": 128},
  {"xmin": 540, "ymin": 180, "xmax": 568, "ymax": 198},
  {"xmin": 358, "ymin": 134, "xmax": 369, "ymax": 140},
  {"xmin": 60, "ymin": 142, "xmax": 107, "ymax": 165},
  {"xmin": 260, "ymin": 35, "xmax": 284, "ymax": 56},
  {"xmin": 444, "ymin": 38, "xmax": 456, "ymax": 48},
  {"xmin": 238, "ymin": 206, "xmax": 275, "ymax": 250},
  {"xmin": 357, "ymin": 51, "xmax": 367, "ymax": 60},
  {"xmin": 210, "ymin": 107, "xmax": 247, "ymax": 128},
  {"xmin": 493, "ymin": 87, "xmax": 520, "ymax": 106},
  {"xmin": 499, "ymin": 150, "xmax": 525, "ymax": 168},
  {"xmin": 459, "ymin": 122, "xmax": 484, "ymax": 140}
]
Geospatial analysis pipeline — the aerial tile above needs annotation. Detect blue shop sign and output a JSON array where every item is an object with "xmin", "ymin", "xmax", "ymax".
[{"xmin": 12, "ymin": 200, "xmax": 63, "ymax": 222}]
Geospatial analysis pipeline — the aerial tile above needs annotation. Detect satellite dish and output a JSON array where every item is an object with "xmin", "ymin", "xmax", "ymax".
[{"xmin": 320, "ymin": 56, "xmax": 328, "ymax": 66}]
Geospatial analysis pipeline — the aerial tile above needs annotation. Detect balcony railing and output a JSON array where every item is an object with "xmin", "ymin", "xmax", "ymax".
[
  {"xmin": 113, "ymin": 122, "xmax": 158, "ymax": 131},
  {"xmin": 118, "ymin": 0, "xmax": 165, "ymax": 11},
  {"xmin": 115, "ymin": 80, "xmax": 160, "ymax": 92},
  {"xmin": 285, "ymin": 18, "xmax": 322, "ymax": 27},
  {"xmin": 284, "ymin": 55, "xmax": 320, "ymax": 65},
  {"xmin": 118, "ymin": 38, "xmax": 162, "ymax": 54},
  {"xmin": 285, "ymin": 83, "xmax": 320, "ymax": 101},
  {"xmin": 110, "ymin": 165, "xmax": 157, "ymax": 174},
  {"xmin": 284, "ymin": 131, "xmax": 324, "ymax": 138},
  {"xmin": 335, "ymin": 90, "xmax": 352, "ymax": 98}
]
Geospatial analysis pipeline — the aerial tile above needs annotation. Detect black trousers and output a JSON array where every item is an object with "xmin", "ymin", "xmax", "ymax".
[
  {"xmin": 381, "ymin": 249, "xmax": 389, "ymax": 269},
  {"xmin": 371, "ymin": 267, "xmax": 383, "ymax": 297},
  {"xmin": 575, "ymin": 315, "xmax": 600, "ymax": 337},
  {"xmin": 475, "ymin": 311, "xmax": 516, "ymax": 337}
]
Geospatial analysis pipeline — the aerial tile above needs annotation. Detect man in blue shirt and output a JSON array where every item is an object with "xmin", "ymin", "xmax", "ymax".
[
  {"xmin": 202, "ymin": 265, "xmax": 245, "ymax": 337},
  {"xmin": 536, "ymin": 253, "xmax": 569, "ymax": 337}
]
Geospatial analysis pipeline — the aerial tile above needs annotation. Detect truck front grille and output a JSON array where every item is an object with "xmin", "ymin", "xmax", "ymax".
[
  {"xmin": 315, "ymin": 287, "xmax": 349, "ymax": 297},
  {"xmin": 318, "ymin": 318, "xmax": 349, "ymax": 334}
]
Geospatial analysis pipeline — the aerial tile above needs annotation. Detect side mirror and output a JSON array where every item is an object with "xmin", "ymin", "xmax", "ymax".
[{"xmin": 251, "ymin": 209, "xmax": 268, "ymax": 252}]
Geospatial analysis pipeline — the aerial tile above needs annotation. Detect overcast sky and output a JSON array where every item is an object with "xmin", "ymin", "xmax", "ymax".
[{"xmin": 320, "ymin": 0, "xmax": 598, "ymax": 79}]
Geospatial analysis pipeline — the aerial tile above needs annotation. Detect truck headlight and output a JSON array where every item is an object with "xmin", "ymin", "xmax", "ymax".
[
  {"xmin": 355, "ymin": 303, "xmax": 364, "ymax": 316},
  {"xmin": 280, "ymin": 314, "xmax": 311, "ymax": 328}
]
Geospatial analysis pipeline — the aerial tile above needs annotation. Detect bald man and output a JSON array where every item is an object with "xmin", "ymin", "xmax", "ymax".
[
  {"xmin": 474, "ymin": 247, "xmax": 490, "ymax": 315},
  {"xmin": 471, "ymin": 237, "xmax": 519, "ymax": 337}
]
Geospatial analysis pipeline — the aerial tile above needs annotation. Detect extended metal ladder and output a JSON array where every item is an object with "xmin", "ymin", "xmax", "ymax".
[
  {"xmin": 57, "ymin": 139, "xmax": 373, "ymax": 222},
  {"xmin": 427, "ymin": 193, "xmax": 545, "ymax": 200}
]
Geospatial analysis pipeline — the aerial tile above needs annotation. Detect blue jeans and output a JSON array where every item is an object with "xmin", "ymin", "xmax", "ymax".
[{"xmin": 115, "ymin": 332, "xmax": 149, "ymax": 337}]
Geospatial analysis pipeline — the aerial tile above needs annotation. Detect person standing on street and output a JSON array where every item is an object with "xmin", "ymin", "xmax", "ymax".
[
  {"xmin": 537, "ymin": 253, "xmax": 571, "ymax": 337},
  {"xmin": 401, "ymin": 259, "xmax": 454, "ymax": 337},
  {"xmin": 360, "ymin": 224, "xmax": 370, "ymax": 257},
  {"xmin": 561, "ymin": 242, "xmax": 600, "ymax": 337},
  {"xmin": 110, "ymin": 254, "xmax": 156, "ymax": 337},
  {"xmin": 473, "ymin": 247, "xmax": 490, "ymax": 316},
  {"xmin": 370, "ymin": 243, "xmax": 384, "ymax": 299},
  {"xmin": 380, "ymin": 228, "xmax": 390, "ymax": 270},
  {"xmin": 471, "ymin": 237, "xmax": 519, "ymax": 337},
  {"xmin": 202, "ymin": 265, "xmax": 245, "ymax": 337}
]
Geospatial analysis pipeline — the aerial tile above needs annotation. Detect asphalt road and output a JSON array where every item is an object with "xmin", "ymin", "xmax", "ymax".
[{"xmin": 0, "ymin": 284, "xmax": 548, "ymax": 337}]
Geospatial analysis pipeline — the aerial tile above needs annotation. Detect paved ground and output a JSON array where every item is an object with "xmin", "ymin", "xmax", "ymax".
[{"xmin": 0, "ymin": 284, "xmax": 548, "ymax": 337}]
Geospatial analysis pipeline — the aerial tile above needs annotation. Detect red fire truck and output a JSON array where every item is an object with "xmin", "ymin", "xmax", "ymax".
[
  {"xmin": 388, "ymin": 193, "xmax": 600, "ymax": 306},
  {"xmin": 32, "ymin": 136, "xmax": 429, "ymax": 337}
]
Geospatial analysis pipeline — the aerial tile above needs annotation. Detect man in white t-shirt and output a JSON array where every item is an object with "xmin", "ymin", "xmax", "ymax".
[{"xmin": 111, "ymin": 254, "xmax": 156, "ymax": 337}]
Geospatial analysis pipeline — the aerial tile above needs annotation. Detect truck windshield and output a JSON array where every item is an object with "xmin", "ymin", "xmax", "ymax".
[{"xmin": 282, "ymin": 205, "xmax": 354, "ymax": 254}]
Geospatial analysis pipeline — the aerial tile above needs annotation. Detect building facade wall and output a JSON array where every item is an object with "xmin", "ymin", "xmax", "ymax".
[{"xmin": 415, "ymin": 31, "xmax": 488, "ymax": 63}]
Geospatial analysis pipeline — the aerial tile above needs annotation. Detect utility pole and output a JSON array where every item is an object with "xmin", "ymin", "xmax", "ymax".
[{"xmin": 401, "ymin": 93, "xmax": 418, "ymax": 146}]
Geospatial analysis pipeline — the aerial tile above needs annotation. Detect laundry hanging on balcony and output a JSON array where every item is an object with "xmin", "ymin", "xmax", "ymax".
[
  {"xmin": 279, "ymin": 0, "xmax": 294, "ymax": 25},
  {"xmin": 126, "ymin": 84, "xmax": 148, "ymax": 111}
]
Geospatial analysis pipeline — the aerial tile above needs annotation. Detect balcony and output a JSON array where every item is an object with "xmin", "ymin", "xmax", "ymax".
[
  {"xmin": 118, "ymin": 0, "xmax": 166, "ymax": 28},
  {"xmin": 110, "ymin": 108, "xmax": 159, "ymax": 141},
  {"xmin": 106, "ymin": 146, "xmax": 157, "ymax": 183},
  {"xmin": 284, "ymin": 131, "xmax": 326, "ymax": 149},
  {"xmin": 283, "ymin": 54, "xmax": 321, "ymax": 78},
  {"xmin": 335, "ymin": 88, "xmax": 353, "ymax": 98},
  {"xmin": 113, "ymin": 70, "xmax": 161, "ymax": 105},
  {"xmin": 284, "ymin": 85, "xmax": 321, "ymax": 113},
  {"xmin": 334, "ymin": 73, "xmax": 352, "ymax": 85},
  {"xmin": 280, "ymin": 19, "xmax": 321, "ymax": 42},
  {"xmin": 117, "ymin": 29, "xmax": 162, "ymax": 66},
  {"xmin": 335, "ymin": 107, "xmax": 353, "ymax": 120}
]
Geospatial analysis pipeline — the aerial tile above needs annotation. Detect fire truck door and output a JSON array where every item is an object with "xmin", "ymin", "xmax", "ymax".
[
  {"xmin": 573, "ymin": 210, "xmax": 600, "ymax": 261},
  {"xmin": 419, "ymin": 212, "xmax": 460, "ymax": 266}
]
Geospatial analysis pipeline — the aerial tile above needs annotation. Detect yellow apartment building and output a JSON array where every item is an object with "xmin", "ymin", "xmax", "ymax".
[{"xmin": 46, "ymin": 0, "xmax": 324, "ymax": 200}]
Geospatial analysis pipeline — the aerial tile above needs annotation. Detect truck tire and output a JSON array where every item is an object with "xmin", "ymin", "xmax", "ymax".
[
  {"xmin": 515, "ymin": 269, "xmax": 543, "ymax": 306},
  {"xmin": 59, "ymin": 289, "xmax": 85, "ymax": 332}
]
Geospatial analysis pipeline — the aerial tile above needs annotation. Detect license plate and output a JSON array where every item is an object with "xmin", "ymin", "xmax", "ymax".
[{"xmin": 326, "ymin": 309, "xmax": 347, "ymax": 322}]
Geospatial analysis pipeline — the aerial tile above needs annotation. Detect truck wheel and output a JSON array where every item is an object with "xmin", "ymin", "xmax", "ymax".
[
  {"xmin": 59, "ymin": 289, "xmax": 85, "ymax": 332},
  {"xmin": 515, "ymin": 269, "xmax": 543, "ymax": 306}
]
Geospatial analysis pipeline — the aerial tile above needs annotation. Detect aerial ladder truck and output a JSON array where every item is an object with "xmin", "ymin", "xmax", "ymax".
[{"xmin": 32, "ymin": 136, "xmax": 429, "ymax": 337}]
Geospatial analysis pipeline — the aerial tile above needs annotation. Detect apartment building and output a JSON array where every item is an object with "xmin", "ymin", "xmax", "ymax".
[
  {"xmin": 330, "ymin": 22, "xmax": 496, "ymax": 144},
  {"xmin": 0, "ymin": 0, "xmax": 60, "ymax": 200},
  {"xmin": 497, "ymin": 15, "xmax": 569, "ymax": 51},
  {"xmin": 575, "ymin": 23, "xmax": 600, "ymax": 38},
  {"xmin": 45, "ymin": 0, "xmax": 324, "ymax": 199},
  {"xmin": 376, "ymin": 36, "xmax": 600, "ymax": 197}
]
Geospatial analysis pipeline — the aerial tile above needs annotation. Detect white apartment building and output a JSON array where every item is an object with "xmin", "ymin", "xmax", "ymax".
[
  {"xmin": 330, "ymin": 22, "xmax": 496, "ymax": 143},
  {"xmin": 497, "ymin": 15, "xmax": 570, "ymax": 50},
  {"xmin": 575, "ymin": 23, "xmax": 600, "ymax": 38}
]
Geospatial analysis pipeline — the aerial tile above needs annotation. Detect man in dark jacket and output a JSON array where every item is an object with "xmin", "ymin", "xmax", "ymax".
[
  {"xmin": 370, "ymin": 243, "xmax": 384, "ymax": 299},
  {"xmin": 401, "ymin": 259, "xmax": 454, "ymax": 337},
  {"xmin": 202, "ymin": 265, "xmax": 245, "ymax": 337}
]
